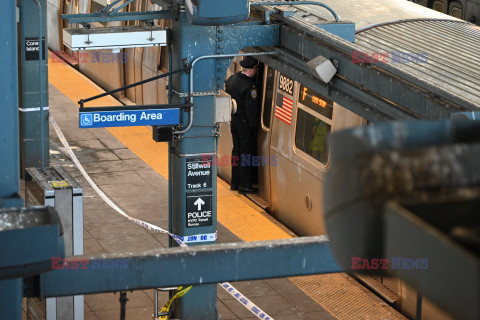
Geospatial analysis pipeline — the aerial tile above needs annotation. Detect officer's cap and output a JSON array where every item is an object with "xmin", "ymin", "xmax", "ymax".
[{"xmin": 240, "ymin": 56, "xmax": 258, "ymax": 69}]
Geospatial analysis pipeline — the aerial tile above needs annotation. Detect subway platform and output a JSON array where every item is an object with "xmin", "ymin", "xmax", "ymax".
[{"xmin": 31, "ymin": 56, "xmax": 407, "ymax": 320}]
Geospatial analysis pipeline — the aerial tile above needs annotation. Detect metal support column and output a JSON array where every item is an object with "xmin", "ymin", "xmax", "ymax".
[
  {"xmin": 167, "ymin": 3, "xmax": 279, "ymax": 317},
  {"xmin": 0, "ymin": 4, "xmax": 23, "ymax": 319},
  {"xmin": 0, "ymin": 0, "xmax": 23, "ymax": 208},
  {"xmin": 19, "ymin": 0, "xmax": 49, "ymax": 171},
  {"xmin": 0, "ymin": 279, "xmax": 23, "ymax": 320},
  {"xmin": 170, "ymin": 12, "xmax": 218, "ymax": 319}
]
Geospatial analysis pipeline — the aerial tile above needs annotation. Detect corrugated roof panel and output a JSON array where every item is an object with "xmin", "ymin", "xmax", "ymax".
[
  {"xmin": 355, "ymin": 20, "xmax": 480, "ymax": 106},
  {"xmin": 291, "ymin": 0, "xmax": 459, "ymax": 29}
]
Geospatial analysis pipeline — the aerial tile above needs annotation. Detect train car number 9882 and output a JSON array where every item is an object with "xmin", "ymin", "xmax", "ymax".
[{"xmin": 278, "ymin": 74, "xmax": 294, "ymax": 95}]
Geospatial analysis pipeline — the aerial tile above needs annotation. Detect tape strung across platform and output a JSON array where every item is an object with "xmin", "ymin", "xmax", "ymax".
[
  {"xmin": 157, "ymin": 286, "xmax": 192, "ymax": 320},
  {"xmin": 50, "ymin": 114, "xmax": 273, "ymax": 320}
]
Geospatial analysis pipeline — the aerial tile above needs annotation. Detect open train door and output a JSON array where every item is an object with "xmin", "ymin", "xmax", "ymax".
[
  {"xmin": 253, "ymin": 64, "xmax": 276, "ymax": 207},
  {"xmin": 217, "ymin": 59, "xmax": 273, "ymax": 209}
]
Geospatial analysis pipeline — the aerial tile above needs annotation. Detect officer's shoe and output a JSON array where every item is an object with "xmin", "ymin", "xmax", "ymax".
[
  {"xmin": 238, "ymin": 186, "xmax": 258, "ymax": 194},
  {"xmin": 230, "ymin": 184, "xmax": 239, "ymax": 191}
]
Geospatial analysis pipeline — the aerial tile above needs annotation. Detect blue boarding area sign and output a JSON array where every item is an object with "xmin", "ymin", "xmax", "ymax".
[{"xmin": 79, "ymin": 108, "xmax": 180, "ymax": 128}]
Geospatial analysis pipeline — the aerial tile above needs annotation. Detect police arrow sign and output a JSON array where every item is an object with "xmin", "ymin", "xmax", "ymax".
[
  {"xmin": 186, "ymin": 191, "xmax": 212, "ymax": 228},
  {"xmin": 194, "ymin": 198, "xmax": 205, "ymax": 210}
]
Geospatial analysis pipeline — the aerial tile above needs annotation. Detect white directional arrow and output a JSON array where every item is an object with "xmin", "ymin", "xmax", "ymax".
[{"xmin": 194, "ymin": 197, "xmax": 205, "ymax": 211}]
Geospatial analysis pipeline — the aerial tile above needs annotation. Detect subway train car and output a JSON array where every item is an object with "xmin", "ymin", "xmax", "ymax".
[
  {"xmin": 46, "ymin": 0, "xmax": 479, "ymax": 319},
  {"xmin": 409, "ymin": 0, "xmax": 480, "ymax": 24}
]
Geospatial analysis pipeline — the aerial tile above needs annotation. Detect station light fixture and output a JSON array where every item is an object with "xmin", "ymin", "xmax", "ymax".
[
  {"xmin": 63, "ymin": 25, "xmax": 167, "ymax": 51},
  {"xmin": 307, "ymin": 55, "xmax": 338, "ymax": 83}
]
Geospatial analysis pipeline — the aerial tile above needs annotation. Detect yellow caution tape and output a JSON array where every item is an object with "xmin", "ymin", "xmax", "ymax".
[{"xmin": 157, "ymin": 286, "xmax": 193, "ymax": 320}]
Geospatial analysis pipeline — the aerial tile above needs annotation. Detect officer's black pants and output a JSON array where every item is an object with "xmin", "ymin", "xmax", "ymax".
[{"xmin": 231, "ymin": 116, "xmax": 256, "ymax": 188}]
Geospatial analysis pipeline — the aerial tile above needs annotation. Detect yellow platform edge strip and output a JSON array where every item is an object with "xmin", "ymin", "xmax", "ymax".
[{"xmin": 48, "ymin": 56, "xmax": 405, "ymax": 320}]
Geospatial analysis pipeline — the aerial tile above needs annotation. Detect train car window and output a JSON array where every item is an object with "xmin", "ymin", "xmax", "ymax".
[
  {"xmin": 450, "ymin": 2, "xmax": 463, "ymax": 19},
  {"xmin": 295, "ymin": 85, "xmax": 333, "ymax": 164},
  {"xmin": 261, "ymin": 67, "xmax": 275, "ymax": 130},
  {"xmin": 298, "ymin": 84, "xmax": 333, "ymax": 120},
  {"xmin": 295, "ymin": 108, "xmax": 331, "ymax": 165},
  {"xmin": 432, "ymin": 1, "xmax": 446, "ymax": 13}
]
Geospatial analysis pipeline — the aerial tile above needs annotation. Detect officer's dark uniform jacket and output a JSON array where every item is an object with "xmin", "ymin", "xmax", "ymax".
[
  {"xmin": 224, "ymin": 71, "xmax": 260, "ymax": 189},
  {"xmin": 224, "ymin": 72, "xmax": 259, "ymax": 130}
]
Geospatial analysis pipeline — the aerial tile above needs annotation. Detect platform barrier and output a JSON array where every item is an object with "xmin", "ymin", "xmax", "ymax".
[{"xmin": 25, "ymin": 166, "xmax": 83, "ymax": 320}]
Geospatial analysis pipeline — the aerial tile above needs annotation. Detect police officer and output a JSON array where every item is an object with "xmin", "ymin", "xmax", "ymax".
[{"xmin": 224, "ymin": 56, "xmax": 260, "ymax": 194}]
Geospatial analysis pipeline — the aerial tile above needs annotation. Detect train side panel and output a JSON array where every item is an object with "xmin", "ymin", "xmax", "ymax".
[
  {"xmin": 269, "ymin": 73, "xmax": 365, "ymax": 236},
  {"xmin": 256, "ymin": 66, "xmax": 277, "ymax": 204}
]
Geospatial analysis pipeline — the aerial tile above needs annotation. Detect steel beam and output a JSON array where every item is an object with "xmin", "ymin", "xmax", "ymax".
[
  {"xmin": 248, "ymin": 48, "xmax": 402, "ymax": 122},
  {"xmin": 280, "ymin": 24, "xmax": 465, "ymax": 119},
  {"xmin": 62, "ymin": 10, "xmax": 177, "ymax": 24},
  {"xmin": 38, "ymin": 236, "xmax": 341, "ymax": 298},
  {"xmin": 215, "ymin": 23, "xmax": 279, "ymax": 91}
]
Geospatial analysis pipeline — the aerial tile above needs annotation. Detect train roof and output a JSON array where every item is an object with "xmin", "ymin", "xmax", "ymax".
[
  {"xmin": 251, "ymin": 0, "xmax": 480, "ymax": 116},
  {"xmin": 292, "ymin": 0, "xmax": 460, "ymax": 29},
  {"xmin": 355, "ymin": 20, "xmax": 480, "ymax": 109}
]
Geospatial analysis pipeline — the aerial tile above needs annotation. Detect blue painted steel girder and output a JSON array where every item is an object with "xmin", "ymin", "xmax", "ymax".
[
  {"xmin": 0, "ymin": 0, "xmax": 22, "ymax": 207},
  {"xmin": 280, "ymin": 24, "xmax": 460, "ymax": 120},
  {"xmin": 215, "ymin": 23, "xmax": 279, "ymax": 90},
  {"xmin": 38, "ymin": 236, "xmax": 341, "ymax": 298},
  {"xmin": 62, "ymin": 10, "xmax": 178, "ymax": 23}
]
